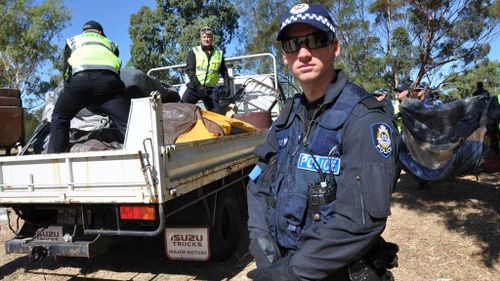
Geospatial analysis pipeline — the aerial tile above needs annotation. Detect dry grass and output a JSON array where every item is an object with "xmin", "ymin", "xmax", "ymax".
[
  {"xmin": 385, "ymin": 172, "xmax": 499, "ymax": 281},
  {"xmin": 0, "ymin": 171, "xmax": 498, "ymax": 280}
]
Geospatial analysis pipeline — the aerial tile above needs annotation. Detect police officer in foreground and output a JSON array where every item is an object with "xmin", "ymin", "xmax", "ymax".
[
  {"xmin": 247, "ymin": 3, "xmax": 399, "ymax": 281},
  {"xmin": 48, "ymin": 20, "xmax": 129, "ymax": 153},
  {"xmin": 182, "ymin": 26, "xmax": 230, "ymax": 114}
]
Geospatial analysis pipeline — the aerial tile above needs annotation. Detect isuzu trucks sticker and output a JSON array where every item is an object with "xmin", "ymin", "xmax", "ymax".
[
  {"xmin": 164, "ymin": 227, "xmax": 209, "ymax": 261},
  {"xmin": 34, "ymin": 226, "xmax": 64, "ymax": 242}
]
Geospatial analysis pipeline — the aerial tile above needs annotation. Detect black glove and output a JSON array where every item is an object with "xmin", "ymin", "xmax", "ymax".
[
  {"xmin": 249, "ymin": 235, "xmax": 282, "ymax": 268},
  {"xmin": 197, "ymin": 87, "xmax": 206, "ymax": 97},
  {"xmin": 247, "ymin": 254, "xmax": 299, "ymax": 281}
]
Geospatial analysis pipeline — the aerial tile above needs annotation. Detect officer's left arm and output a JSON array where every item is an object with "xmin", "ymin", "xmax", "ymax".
[{"xmin": 289, "ymin": 110, "xmax": 399, "ymax": 280}]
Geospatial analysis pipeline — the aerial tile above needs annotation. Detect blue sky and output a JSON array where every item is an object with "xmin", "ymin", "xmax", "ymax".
[{"xmin": 50, "ymin": 0, "xmax": 157, "ymax": 65}]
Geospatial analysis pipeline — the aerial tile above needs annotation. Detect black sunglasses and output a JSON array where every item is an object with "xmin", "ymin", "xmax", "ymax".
[{"xmin": 281, "ymin": 32, "xmax": 335, "ymax": 53}]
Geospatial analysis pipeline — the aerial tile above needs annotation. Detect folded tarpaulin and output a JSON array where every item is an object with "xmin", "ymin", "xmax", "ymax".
[
  {"xmin": 161, "ymin": 103, "xmax": 256, "ymax": 144},
  {"xmin": 399, "ymin": 96, "xmax": 499, "ymax": 181}
]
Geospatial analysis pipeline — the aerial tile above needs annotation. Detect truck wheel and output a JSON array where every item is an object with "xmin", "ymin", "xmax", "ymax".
[{"xmin": 210, "ymin": 190, "xmax": 241, "ymax": 261}]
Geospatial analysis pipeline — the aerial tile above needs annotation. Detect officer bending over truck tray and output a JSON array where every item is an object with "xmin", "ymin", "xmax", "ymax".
[
  {"xmin": 246, "ymin": 3, "xmax": 399, "ymax": 281},
  {"xmin": 48, "ymin": 20, "xmax": 129, "ymax": 153}
]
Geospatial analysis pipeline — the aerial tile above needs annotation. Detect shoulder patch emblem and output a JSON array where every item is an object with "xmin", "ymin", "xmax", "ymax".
[{"xmin": 370, "ymin": 123, "xmax": 392, "ymax": 158}]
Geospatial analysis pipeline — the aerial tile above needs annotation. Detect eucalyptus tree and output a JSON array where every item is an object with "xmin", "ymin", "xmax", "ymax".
[
  {"xmin": 406, "ymin": 0, "xmax": 498, "ymax": 87},
  {"xmin": 0, "ymin": 0, "xmax": 70, "ymax": 100},
  {"xmin": 128, "ymin": 0, "xmax": 239, "ymax": 74}
]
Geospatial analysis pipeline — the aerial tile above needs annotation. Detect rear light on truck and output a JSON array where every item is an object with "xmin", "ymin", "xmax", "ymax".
[{"xmin": 119, "ymin": 205, "xmax": 156, "ymax": 221}]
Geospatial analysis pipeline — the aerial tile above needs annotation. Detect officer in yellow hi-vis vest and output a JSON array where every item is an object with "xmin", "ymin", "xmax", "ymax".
[
  {"xmin": 182, "ymin": 26, "xmax": 230, "ymax": 114},
  {"xmin": 48, "ymin": 20, "xmax": 130, "ymax": 153}
]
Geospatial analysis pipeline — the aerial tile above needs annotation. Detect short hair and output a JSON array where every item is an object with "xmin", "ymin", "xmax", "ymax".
[
  {"xmin": 200, "ymin": 26, "xmax": 213, "ymax": 36},
  {"xmin": 477, "ymin": 82, "xmax": 484, "ymax": 88}
]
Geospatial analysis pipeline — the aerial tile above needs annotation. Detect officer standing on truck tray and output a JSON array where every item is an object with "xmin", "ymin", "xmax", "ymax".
[
  {"xmin": 182, "ymin": 26, "xmax": 230, "ymax": 114},
  {"xmin": 48, "ymin": 20, "xmax": 130, "ymax": 153},
  {"xmin": 246, "ymin": 3, "xmax": 399, "ymax": 281}
]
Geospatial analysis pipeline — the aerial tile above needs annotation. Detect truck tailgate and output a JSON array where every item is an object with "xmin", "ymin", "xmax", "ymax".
[{"xmin": 0, "ymin": 150, "xmax": 155, "ymax": 204}]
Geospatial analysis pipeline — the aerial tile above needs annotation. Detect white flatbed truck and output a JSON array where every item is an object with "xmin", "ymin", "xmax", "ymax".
[{"xmin": 0, "ymin": 53, "xmax": 281, "ymax": 262}]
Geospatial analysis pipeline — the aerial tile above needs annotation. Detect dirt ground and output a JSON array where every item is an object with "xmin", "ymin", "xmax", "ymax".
[{"xmin": 0, "ymin": 171, "xmax": 498, "ymax": 281}]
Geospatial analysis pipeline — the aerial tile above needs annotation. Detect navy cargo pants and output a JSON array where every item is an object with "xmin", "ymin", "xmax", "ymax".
[
  {"xmin": 48, "ymin": 70, "xmax": 130, "ymax": 153},
  {"xmin": 181, "ymin": 82, "xmax": 224, "ymax": 114}
]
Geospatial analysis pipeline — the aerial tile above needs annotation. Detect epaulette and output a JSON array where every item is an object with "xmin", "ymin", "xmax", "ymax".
[
  {"xmin": 275, "ymin": 94, "xmax": 300, "ymax": 127},
  {"xmin": 360, "ymin": 96, "xmax": 385, "ymax": 110}
]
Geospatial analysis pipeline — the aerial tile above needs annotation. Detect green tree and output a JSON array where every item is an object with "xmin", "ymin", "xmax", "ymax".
[
  {"xmin": 128, "ymin": 0, "xmax": 239, "ymax": 76},
  {"xmin": 236, "ymin": 0, "xmax": 288, "ymax": 56},
  {"xmin": 444, "ymin": 60, "xmax": 500, "ymax": 100},
  {"xmin": 234, "ymin": 0, "xmax": 294, "ymax": 95},
  {"xmin": 23, "ymin": 107, "xmax": 43, "ymax": 142},
  {"xmin": 369, "ymin": 0, "xmax": 411, "ymax": 88},
  {"xmin": 406, "ymin": 0, "xmax": 498, "ymax": 87},
  {"xmin": 329, "ymin": 0, "xmax": 386, "ymax": 92},
  {"xmin": 237, "ymin": 0, "xmax": 387, "ymax": 94},
  {"xmin": 0, "ymin": 0, "xmax": 70, "ymax": 101}
]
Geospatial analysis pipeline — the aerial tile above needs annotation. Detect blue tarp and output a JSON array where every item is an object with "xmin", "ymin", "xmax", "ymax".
[{"xmin": 398, "ymin": 95, "xmax": 499, "ymax": 181}]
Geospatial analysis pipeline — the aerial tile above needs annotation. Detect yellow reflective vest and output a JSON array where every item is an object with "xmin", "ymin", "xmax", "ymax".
[
  {"xmin": 392, "ymin": 99, "xmax": 400, "ymax": 116},
  {"xmin": 193, "ymin": 46, "xmax": 223, "ymax": 87},
  {"xmin": 392, "ymin": 99, "xmax": 403, "ymax": 132},
  {"xmin": 66, "ymin": 32, "xmax": 121, "ymax": 74}
]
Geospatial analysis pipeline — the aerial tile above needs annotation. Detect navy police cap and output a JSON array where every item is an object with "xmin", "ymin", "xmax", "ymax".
[
  {"xmin": 277, "ymin": 3, "xmax": 336, "ymax": 40},
  {"xmin": 395, "ymin": 82, "xmax": 410, "ymax": 92},
  {"xmin": 373, "ymin": 88, "xmax": 390, "ymax": 96},
  {"xmin": 83, "ymin": 20, "xmax": 104, "ymax": 33}
]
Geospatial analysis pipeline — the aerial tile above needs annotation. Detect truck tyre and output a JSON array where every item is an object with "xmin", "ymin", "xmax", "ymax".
[{"xmin": 210, "ymin": 189, "xmax": 240, "ymax": 261}]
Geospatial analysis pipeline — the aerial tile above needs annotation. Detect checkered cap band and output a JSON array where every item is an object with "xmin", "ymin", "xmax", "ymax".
[{"xmin": 280, "ymin": 13, "xmax": 336, "ymax": 34}]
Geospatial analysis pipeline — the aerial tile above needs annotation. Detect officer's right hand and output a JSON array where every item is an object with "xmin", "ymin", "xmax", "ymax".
[{"xmin": 247, "ymin": 254, "xmax": 299, "ymax": 281}]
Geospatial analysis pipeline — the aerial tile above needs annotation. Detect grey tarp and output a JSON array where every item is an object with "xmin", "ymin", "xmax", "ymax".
[
  {"xmin": 32, "ymin": 69, "xmax": 180, "ymax": 154},
  {"xmin": 120, "ymin": 68, "xmax": 180, "ymax": 102}
]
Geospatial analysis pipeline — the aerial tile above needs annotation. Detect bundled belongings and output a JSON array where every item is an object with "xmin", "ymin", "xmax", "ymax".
[
  {"xmin": 30, "ymin": 69, "xmax": 179, "ymax": 154},
  {"xmin": 162, "ymin": 103, "xmax": 256, "ymax": 145},
  {"xmin": 399, "ymin": 95, "xmax": 500, "ymax": 181},
  {"xmin": 121, "ymin": 68, "xmax": 180, "ymax": 102}
]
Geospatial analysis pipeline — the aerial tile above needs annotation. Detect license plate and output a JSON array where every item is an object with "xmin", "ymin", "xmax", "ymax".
[
  {"xmin": 34, "ymin": 226, "xmax": 64, "ymax": 242},
  {"xmin": 164, "ymin": 227, "xmax": 209, "ymax": 261}
]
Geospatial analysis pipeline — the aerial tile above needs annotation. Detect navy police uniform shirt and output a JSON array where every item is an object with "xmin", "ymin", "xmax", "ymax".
[{"xmin": 247, "ymin": 70, "xmax": 399, "ymax": 280}]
